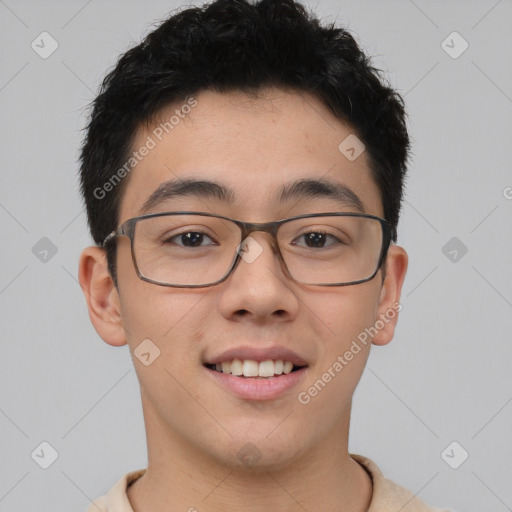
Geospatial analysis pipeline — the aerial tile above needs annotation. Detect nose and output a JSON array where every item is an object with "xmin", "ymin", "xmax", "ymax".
[{"xmin": 217, "ymin": 233, "xmax": 300, "ymax": 324}]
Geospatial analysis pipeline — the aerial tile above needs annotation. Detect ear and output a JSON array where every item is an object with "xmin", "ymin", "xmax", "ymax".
[
  {"xmin": 372, "ymin": 244, "xmax": 408, "ymax": 346},
  {"xmin": 78, "ymin": 246, "xmax": 127, "ymax": 347}
]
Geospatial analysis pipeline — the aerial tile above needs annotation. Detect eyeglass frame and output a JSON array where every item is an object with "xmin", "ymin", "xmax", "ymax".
[{"xmin": 102, "ymin": 211, "xmax": 393, "ymax": 288}]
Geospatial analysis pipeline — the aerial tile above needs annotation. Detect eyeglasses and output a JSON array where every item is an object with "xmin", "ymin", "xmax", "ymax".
[{"xmin": 103, "ymin": 211, "xmax": 392, "ymax": 288}]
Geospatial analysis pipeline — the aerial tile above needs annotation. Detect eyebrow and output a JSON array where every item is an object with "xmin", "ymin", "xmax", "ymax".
[{"xmin": 140, "ymin": 176, "xmax": 365, "ymax": 214}]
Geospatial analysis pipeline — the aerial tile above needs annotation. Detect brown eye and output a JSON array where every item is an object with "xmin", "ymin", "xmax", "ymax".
[
  {"xmin": 166, "ymin": 231, "xmax": 215, "ymax": 247},
  {"xmin": 293, "ymin": 231, "xmax": 340, "ymax": 248}
]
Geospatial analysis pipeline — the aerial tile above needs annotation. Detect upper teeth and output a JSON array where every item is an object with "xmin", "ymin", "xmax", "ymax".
[{"xmin": 214, "ymin": 359, "xmax": 295, "ymax": 377}]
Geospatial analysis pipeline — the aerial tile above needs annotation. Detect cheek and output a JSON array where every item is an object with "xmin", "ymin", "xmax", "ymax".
[
  {"xmin": 121, "ymin": 287, "xmax": 208, "ymax": 353},
  {"xmin": 116, "ymin": 244, "xmax": 206, "ymax": 346},
  {"xmin": 296, "ymin": 283, "xmax": 380, "ymax": 410},
  {"xmin": 307, "ymin": 281, "xmax": 381, "ymax": 352},
  {"xmin": 119, "ymin": 286, "xmax": 210, "ymax": 416}
]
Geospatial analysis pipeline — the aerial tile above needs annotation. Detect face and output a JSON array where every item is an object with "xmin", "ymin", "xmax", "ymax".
[{"xmin": 80, "ymin": 88, "xmax": 407, "ymax": 471}]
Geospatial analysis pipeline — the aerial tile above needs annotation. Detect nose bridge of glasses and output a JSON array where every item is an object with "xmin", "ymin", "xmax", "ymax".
[
  {"xmin": 233, "ymin": 220, "xmax": 292, "ymax": 284},
  {"xmin": 239, "ymin": 220, "xmax": 280, "ymax": 251}
]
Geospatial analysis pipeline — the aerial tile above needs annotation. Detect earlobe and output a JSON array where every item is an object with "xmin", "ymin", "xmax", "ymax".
[
  {"xmin": 372, "ymin": 245, "xmax": 408, "ymax": 346},
  {"xmin": 78, "ymin": 246, "xmax": 127, "ymax": 347}
]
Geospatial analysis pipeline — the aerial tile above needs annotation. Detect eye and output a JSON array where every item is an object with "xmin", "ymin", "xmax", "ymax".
[
  {"xmin": 292, "ymin": 231, "xmax": 342, "ymax": 248},
  {"xmin": 165, "ymin": 231, "xmax": 216, "ymax": 247}
]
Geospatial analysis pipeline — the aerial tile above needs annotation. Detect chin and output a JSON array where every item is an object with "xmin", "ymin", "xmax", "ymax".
[{"xmin": 203, "ymin": 431, "xmax": 309, "ymax": 472}]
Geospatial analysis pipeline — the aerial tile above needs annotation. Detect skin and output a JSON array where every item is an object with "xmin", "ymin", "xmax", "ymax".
[{"xmin": 79, "ymin": 88, "xmax": 408, "ymax": 512}]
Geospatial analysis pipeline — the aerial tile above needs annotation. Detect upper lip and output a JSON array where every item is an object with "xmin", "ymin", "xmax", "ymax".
[{"xmin": 205, "ymin": 346, "xmax": 309, "ymax": 367}]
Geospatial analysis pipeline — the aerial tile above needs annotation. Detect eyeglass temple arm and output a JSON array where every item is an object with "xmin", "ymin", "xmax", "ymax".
[{"xmin": 102, "ymin": 231, "xmax": 117, "ymax": 247}]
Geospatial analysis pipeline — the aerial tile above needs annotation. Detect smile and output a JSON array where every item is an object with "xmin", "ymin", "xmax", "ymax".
[
  {"xmin": 204, "ymin": 359, "xmax": 304, "ymax": 378},
  {"xmin": 204, "ymin": 362, "xmax": 308, "ymax": 401}
]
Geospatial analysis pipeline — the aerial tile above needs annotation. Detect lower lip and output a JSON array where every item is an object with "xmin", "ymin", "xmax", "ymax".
[{"xmin": 204, "ymin": 366, "xmax": 308, "ymax": 401}]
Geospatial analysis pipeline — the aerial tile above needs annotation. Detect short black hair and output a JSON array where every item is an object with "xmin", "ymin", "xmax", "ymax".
[{"xmin": 79, "ymin": 0, "xmax": 410, "ymax": 285}]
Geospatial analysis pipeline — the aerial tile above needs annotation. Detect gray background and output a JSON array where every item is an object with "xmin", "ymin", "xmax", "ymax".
[{"xmin": 1, "ymin": 0, "xmax": 511, "ymax": 510}]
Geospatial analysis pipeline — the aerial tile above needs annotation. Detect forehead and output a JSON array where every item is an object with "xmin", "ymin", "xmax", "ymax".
[{"xmin": 118, "ymin": 88, "xmax": 382, "ymax": 222}]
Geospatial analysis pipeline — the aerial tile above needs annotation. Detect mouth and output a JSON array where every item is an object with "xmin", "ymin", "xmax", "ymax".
[
  {"xmin": 203, "ymin": 355, "xmax": 309, "ymax": 401},
  {"xmin": 204, "ymin": 359, "xmax": 307, "ymax": 378}
]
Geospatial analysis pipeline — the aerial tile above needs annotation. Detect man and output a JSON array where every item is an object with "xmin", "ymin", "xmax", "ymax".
[{"xmin": 78, "ymin": 0, "xmax": 450, "ymax": 510}]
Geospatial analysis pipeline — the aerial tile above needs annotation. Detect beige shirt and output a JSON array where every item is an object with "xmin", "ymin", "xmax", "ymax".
[{"xmin": 86, "ymin": 454, "xmax": 451, "ymax": 511}]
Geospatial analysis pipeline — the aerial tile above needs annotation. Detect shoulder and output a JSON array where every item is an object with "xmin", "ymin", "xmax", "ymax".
[
  {"xmin": 85, "ymin": 469, "xmax": 146, "ymax": 512},
  {"xmin": 86, "ymin": 495, "xmax": 107, "ymax": 512},
  {"xmin": 351, "ymin": 454, "xmax": 453, "ymax": 512}
]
